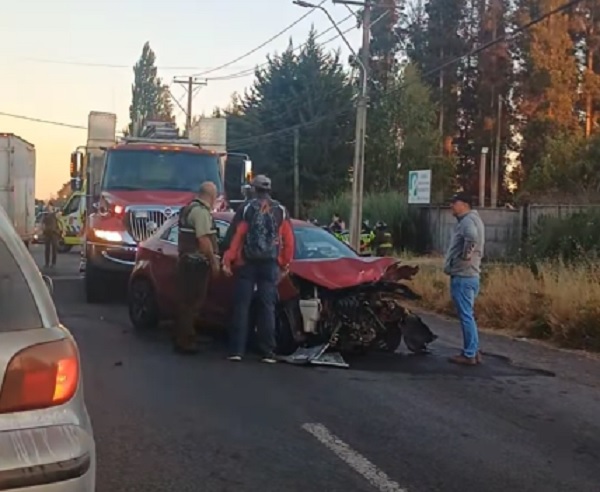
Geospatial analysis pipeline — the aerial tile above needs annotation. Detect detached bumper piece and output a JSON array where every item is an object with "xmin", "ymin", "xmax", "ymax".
[{"xmin": 279, "ymin": 343, "xmax": 350, "ymax": 369}]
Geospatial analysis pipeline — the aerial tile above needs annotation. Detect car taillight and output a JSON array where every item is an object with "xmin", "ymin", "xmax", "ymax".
[{"xmin": 0, "ymin": 339, "xmax": 80, "ymax": 414}]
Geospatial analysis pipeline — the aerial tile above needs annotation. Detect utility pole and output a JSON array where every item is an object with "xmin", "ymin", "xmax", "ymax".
[
  {"xmin": 334, "ymin": 0, "xmax": 371, "ymax": 250},
  {"xmin": 295, "ymin": 0, "xmax": 370, "ymax": 249},
  {"xmin": 293, "ymin": 128, "xmax": 300, "ymax": 218},
  {"xmin": 173, "ymin": 76, "xmax": 207, "ymax": 136},
  {"xmin": 491, "ymin": 95, "xmax": 503, "ymax": 208},
  {"xmin": 479, "ymin": 147, "xmax": 489, "ymax": 207}
]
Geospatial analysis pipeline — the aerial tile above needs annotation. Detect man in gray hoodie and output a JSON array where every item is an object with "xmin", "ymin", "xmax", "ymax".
[{"xmin": 443, "ymin": 193, "xmax": 485, "ymax": 366}]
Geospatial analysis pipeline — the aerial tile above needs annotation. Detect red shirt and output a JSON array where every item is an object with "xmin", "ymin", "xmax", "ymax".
[{"xmin": 223, "ymin": 217, "xmax": 295, "ymax": 269}]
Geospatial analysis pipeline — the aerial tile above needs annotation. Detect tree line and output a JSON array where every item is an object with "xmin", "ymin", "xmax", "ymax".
[{"xmin": 128, "ymin": 0, "xmax": 600, "ymax": 214}]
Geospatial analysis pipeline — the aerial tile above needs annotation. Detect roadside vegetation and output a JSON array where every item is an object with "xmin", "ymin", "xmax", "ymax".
[
  {"xmin": 408, "ymin": 209, "xmax": 600, "ymax": 352},
  {"xmin": 311, "ymin": 195, "xmax": 600, "ymax": 351},
  {"xmin": 409, "ymin": 259, "xmax": 600, "ymax": 352}
]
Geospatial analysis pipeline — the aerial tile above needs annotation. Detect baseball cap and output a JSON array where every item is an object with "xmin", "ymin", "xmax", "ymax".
[
  {"xmin": 450, "ymin": 192, "xmax": 472, "ymax": 206},
  {"xmin": 252, "ymin": 174, "xmax": 271, "ymax": 191}
]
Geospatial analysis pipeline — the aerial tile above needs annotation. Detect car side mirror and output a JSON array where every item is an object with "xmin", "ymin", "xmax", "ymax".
[{"xmin": 42, "ymin": 275, "xmax": 54, "ymax": 295}]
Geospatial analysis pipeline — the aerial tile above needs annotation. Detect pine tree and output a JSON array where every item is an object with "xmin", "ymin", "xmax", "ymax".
[
  {"xmin": 407, "ymin": 0, "xmax": 467, "ymax": 154},
  {"xmin": 225, "ymin": 29, "xmax": 354, "ymax": 210},
  {"xmin": 128, "ymin": 42, "xmax": 174, "ymax": 134}
]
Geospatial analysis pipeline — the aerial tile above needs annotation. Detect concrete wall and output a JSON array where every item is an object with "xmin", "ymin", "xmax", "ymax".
[
  {"xmin": 422, "ymin": 206, "xmax": 521, "ymax": 259},
  {"xmin": 420, "ymin": 203, "xmax": 600, "ymax": 259}
]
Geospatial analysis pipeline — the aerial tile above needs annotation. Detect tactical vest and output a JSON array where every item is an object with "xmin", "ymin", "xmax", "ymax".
[{"xmin": 178, "ymin": 200, "xmax": 217, "ymax": 256}]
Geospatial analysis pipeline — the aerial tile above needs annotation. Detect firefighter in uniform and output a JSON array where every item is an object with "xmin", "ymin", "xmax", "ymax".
[
  {"xmin": 373, "ymin": 221, "xmax": 394, "ymax": 256},
  {"xmin": 175, "ymin": 181, "xmax": 220, "ymax": 354}
]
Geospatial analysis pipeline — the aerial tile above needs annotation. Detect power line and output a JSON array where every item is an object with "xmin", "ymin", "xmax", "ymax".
[
  {"xmin": 18, "ymin": 58, "xmax": 255, "ymax": 71},
  {"xmin": 206, "ymin": 14, "xmax": 357, "ymax": 82},
  {"xmin": 0, "ymin": 111, "xmax": 86, "ymax": 130},
  {"xmin": 226, "ymin": 0, "xmax": 585, "ymax": 149},
  {"xmin": 189, "ymin": 0, "xmax": 328, "ymax": 77},
  {"xmin": 2, "ymin": 0, "xmax": 580, "ymax": 139}
]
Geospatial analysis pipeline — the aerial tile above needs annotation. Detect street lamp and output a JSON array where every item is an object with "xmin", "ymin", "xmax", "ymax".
[{"xmin": 293, "ymin": 0, "xmax": 370, "ymax": 251}]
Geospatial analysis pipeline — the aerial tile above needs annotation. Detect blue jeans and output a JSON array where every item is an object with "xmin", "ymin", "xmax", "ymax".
[
  {"xmin": 229, "ymin": 261, "xmax": 279, "ymax": 357},
  {"xmin": 450, "ymin": 276, "xmax": 480, "ymax": 358}
]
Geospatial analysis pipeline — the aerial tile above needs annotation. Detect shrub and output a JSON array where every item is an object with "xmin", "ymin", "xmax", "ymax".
[
  {"xmin": 309, "ymin": 191, "xmax": 420, "ymax": 250},
  {"xmin": 409, "ymin": 259, "xmax": 600, "ymax": 351},
  {"xmin": 527, "ymin": 209, "xmax": 600, "ymax": 262}
]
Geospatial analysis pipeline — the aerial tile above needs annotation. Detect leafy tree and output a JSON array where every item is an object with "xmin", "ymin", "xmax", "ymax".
[
  {"xmin": 128, "ymin": 42, "xmax": 173, "ymax": 134},
  {"xmin": 572, "ymin": 0, "xmax": 600, "ymax": 136},
  {"xmin": 225, "ymin": 29, "xmax": 354, "ymax": 214},
  {"xmin": 513, "ymin": 0, "xmax": 580, "ymax": 187},
  {"xmin": 365, "ymin": 63, "xmax": 455, "ymax": 200}
]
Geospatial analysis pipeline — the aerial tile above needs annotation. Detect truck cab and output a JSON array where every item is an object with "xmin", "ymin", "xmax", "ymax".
[{"xmin": 71, "ymin": 114, "xmax": 251, "ymax": 303}]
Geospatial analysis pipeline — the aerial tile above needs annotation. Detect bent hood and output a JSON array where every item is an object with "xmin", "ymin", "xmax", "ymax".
[{"xmin": 288, "ymin": 257, "xmax": 420, "ymax": 290}]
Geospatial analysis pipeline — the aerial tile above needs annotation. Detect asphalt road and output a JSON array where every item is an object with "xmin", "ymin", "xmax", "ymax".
[{"xmin": 34, "ymin": 245, "xmax": 600, "ymax": 492}]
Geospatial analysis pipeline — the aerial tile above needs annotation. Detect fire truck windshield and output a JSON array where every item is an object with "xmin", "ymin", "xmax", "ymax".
[{"xmin": 102, "ymin": 149, "xmax": 222, "ymax": 192}]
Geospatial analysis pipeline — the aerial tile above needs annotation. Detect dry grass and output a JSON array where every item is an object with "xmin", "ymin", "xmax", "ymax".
[{"xmin": 405, "ymin": 258, "xmax": 600, "ymax": 351}]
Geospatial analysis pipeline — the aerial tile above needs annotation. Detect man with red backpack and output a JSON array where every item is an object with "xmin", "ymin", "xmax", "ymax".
[{"xmin": 222, "ymin": 175, "xmax": 295, "ymax": 363}]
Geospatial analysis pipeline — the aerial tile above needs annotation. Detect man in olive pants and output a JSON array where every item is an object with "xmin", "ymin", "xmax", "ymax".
[{"xmin": 175, "ymin": 182, "xmax": 220, "ymax": 354}]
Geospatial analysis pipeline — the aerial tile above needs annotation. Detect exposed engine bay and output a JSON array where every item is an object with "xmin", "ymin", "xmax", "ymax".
[{"xmin": 276, "ymin": 260, "xmax": 438, "ymax": 368}]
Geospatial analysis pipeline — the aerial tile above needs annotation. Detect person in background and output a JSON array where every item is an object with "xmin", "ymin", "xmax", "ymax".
[
  {"xmin": 222, "ymin": 175, "xmax": 295, "ymax": 363},
  {"xmin": 329, "ymin": 212, "xmax": 345, "ymax": 232},
  {"xmin": 42, "ymin": 202, "xmax": 61, "ymax": 269},
  {"xmin": 174, "ymin": 181, "xmax": 220, "ymax": 355},
  {"xmin": 444, "ymin": 192, "xmax": 485, "ymax": 366}
]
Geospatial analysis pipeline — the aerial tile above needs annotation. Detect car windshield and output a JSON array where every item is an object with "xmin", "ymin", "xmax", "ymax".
[
  {"xmin": 102, "ymin": 149, "xmax": 222, "ymax": 192},
  {"xmin": 294, "ymin": 225, "xmax": 358, "ymax": 260}
]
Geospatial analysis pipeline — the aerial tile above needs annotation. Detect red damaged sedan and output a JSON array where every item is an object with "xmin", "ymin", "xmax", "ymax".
[{"xmin": 127, "ymin": 212, "xmax": 436, "ymax": 366}]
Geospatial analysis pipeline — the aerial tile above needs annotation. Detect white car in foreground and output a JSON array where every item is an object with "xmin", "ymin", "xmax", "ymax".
[{"xmin": 0, "ymin": 206, "xmax": 95, "ymax": 491}]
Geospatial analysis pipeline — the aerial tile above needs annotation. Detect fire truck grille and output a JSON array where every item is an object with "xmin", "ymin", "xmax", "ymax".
[{"xmin": 127, "ymin": 208, "xmax": 177, "ymax": 242}]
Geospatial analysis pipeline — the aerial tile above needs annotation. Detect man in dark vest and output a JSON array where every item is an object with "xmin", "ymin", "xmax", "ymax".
[
  {"xmin": 175, "ymin": 181, "xmax": 220, "ymax": 354},
  {"xmin": 42, "ymin": 202, "xmax": 61, "ymax": 268}
]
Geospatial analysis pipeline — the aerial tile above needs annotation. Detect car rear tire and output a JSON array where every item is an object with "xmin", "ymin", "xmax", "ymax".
[{"xmin": 128, "ymin": 277, "xmax": 160, "ymax": 331}]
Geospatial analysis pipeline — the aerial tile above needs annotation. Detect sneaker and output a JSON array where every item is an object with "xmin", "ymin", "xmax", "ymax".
[
  {"xmin": 261, "ymin": 356, "xmax": 277, "ymax": 364},
  {"xmin": 227, "ymin": 355, "xmax": 242, "ymax": 362}
]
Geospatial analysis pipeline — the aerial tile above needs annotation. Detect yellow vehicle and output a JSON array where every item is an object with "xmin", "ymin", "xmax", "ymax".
[{"xmin": 58, "ymin": 188, "xmax": 85, "ymax": 253}]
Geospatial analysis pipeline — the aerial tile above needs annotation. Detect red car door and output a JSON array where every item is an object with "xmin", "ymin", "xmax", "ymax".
[
  {"xmin": 204, "ymin": 219, "xmax": 236, "ymax": 326},
  {"xmin": 151, "ymin": 226, "xmax": 179, "ymax": 315}
]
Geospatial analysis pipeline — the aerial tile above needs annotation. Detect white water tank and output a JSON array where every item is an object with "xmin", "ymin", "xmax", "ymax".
[{"xmin": 189, "ymin": 117, "xmax": 227, "ymax": 153}]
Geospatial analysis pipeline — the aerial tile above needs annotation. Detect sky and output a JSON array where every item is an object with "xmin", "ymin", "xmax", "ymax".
[{"xmin": 0, "ymin": 0, "xmax": 362, "ymax": 199}]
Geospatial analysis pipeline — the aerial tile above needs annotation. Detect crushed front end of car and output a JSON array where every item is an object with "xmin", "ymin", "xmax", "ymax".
[{"xmin": 277, "ymin": 259, "xmax": 438, "ymax": 368}]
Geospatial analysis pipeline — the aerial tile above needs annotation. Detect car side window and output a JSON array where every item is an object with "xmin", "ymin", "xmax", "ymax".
[
  {"xmin": 214, "ymin": 220, "xmax": 229, "ymax": 241},
  {"xmin": 162, "ymin": 225, "xmax": 179, "ymax": 244},
  {"xmin": 0, "ymin": 238, "xmax": 43, "ymax": 331},
  {"xmin": 62, "ymin": 194, "xmax": 81, "ymax": 216}
]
